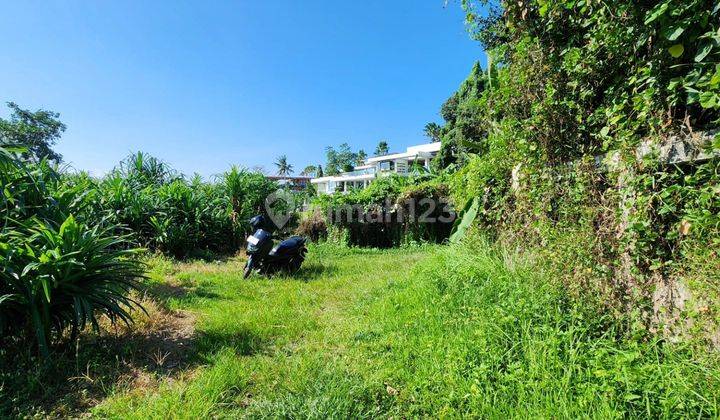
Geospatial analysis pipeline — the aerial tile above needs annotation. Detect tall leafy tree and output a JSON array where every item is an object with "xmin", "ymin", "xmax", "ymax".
[
  {"xmin": 423, "ymin": 122, "xmax": 442, "ymax": 142},
  {"xmin": 274, "ymin": 155, "xmax": 294, "ymax": 176},
  {"xmin": 337, "ymin": 143, "xmax": 356, "ymax": 172},
  {"xmin": 325, "ymin": 146, "xmax": 340, "ymax": 175},
  {"xmin": 433, "ymin": 62, "xmax": 488, "ymax": 170},
  {"xmin": 0, "ymin": 102, "xmax": 65, "ymax": 163},
  {"xmin": 325, "ymin": 143, "xmax": 357, "ymax": 174},
  {"xmin": 316, "ymin": 165, "xmax": 324, "ymax": 177},
  {"xmin": 374, "ymin": 140, "xmax": 389, "ymax": 156}
]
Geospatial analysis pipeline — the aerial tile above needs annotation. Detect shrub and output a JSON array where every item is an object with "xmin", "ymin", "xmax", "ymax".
[
  {"xmin": 0, "ymin": 216, "xmax": 145, "ymax": 357},
  {"xmin": 92, "ymin": 155, "xmax": 280, "ymax": 258},
  {"xmin": 314, "ymin": 175, "xmax": 455, "ymax": 248},
  {"xmin": 0, "ymin": 147, "xmax": 145, "ymax": 356},
  {"xmin": 296, "ymin": 209, "xmax": 327, "ymax": 242}
]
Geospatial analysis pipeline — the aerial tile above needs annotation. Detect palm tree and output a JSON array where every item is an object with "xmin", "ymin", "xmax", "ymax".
[
  {"xmin": 374, "ymin": 140, "xmax": 389, "ymax": 156},
  {"xmin": 424, "ymin": 122, "xmax": 442, "ymax": 142},
  {"xmin": 274, "ymin": 155, "xmax": 294, "ymax": 176},
  {"xmin": 356, "ymin": 149, "xmax": 367, "ymax": 165}
]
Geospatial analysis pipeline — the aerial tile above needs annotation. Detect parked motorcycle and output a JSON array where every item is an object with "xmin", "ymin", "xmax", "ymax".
[{"xmin": 243, "ymin": 215, "xmax": 307, "ymax": 278}]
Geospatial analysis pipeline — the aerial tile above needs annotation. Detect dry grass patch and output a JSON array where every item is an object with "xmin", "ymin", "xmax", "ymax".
[{"xmin": 0, "ymin": 291, "xmax": 200, "ymax": 418}]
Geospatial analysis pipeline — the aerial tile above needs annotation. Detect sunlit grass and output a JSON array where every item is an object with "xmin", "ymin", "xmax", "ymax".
[
  {"xmin": 93, "ymin": 242, "xmax": 720, "ymax": 418},
  {"xmin": 94, "ymin": 244, "xmax": 430, "ymax": 418}
]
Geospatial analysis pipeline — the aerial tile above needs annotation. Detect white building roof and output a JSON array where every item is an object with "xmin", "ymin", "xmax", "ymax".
[
  {"xmin": 311, "ymin": 173, "xmax": 375, "ymax": 184},
  {"xmin": 366, "ymin": 142, "xmax": 441, "ymax": 163}
]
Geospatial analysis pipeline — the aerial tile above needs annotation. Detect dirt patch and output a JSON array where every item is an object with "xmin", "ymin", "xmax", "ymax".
[{"xmin": 0, "ymin": 295, "xmax": 200, "ymax": 418}]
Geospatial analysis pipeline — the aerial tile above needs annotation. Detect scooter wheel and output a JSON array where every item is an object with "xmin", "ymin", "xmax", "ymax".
[{"xmin": 289, "ymin": 249, "xmax": 306, "ymax": 273}]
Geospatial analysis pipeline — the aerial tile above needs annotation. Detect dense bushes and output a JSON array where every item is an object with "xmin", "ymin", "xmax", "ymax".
[
  {"xmin": 432, "ymin": 1, "xmax": 720, "ymax": 339},
  {"xmin": 60, "ymin": 153, "xmax": 280, "ymax": 259},
  {"xmin": 0, "ymin": 146, "xmax": 284, "ymax": 354},
  {"xmin": 311, "ymin": 174, "xmax": 455, "ymax": 247},
  {"xmin": 0, "ymin": 146, "xmax": 144, "ymax": 356},
  {"xmin": 96, "ymin": 153, "xmax": 284, "ymax": 256}
]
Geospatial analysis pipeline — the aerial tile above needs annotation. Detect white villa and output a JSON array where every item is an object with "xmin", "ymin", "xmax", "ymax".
[{"xmin": 312, "ymin": 142, "xmax": 441, "ymax": 195}]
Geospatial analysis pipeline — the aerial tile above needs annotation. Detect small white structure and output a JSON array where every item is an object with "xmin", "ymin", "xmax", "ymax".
[{"xmin": 312, "ymin": 142, "xmax": 441, "ymax": 195}]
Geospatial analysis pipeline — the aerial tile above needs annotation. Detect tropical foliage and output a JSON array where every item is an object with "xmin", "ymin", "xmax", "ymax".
[
  {"xmin": 374, "ymin": 140, "xmax": 389, "ymax": 156},
  {"xmin": 324, "ymin": 143, "xmax": 359, "ymax": 175},
  {"xmin": 423, "ymin": 122, "xmax": 442, "ymax": 142},
  {"xmin": 0, "ymin": 145, "xmax": 144, "ymax": 356},
  {"xmin": 1, "ymin": 130, "xmax": 283, "ymax": 355},
  {"xmin": 312, "ymin": 174, "xmax": 454, "ymax": 247},
  {"xmin": 430, "ymin": 0, "xmax": 720, "ymax": 337},
  {"xmin": 273, "ymin": 155, "xmax": 294, "ymax": 176}
]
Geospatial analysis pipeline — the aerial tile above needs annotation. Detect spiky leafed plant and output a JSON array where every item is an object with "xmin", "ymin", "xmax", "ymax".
[
  {"xmin": 117, "ymin": 151, "xmax": 176, "ymax": 188},
  {"xmin": 1, "ymin": 146, "xmax": 146, "ymax": 357},
  {"xmin": 221, "ymin": 166, "xmax": 278, "ymax": 243},
  {"xmin": 374, "ymin": 140, "xmax": 389, "ymax": 156},
  {"xmin": 274, "ymin": 155, "xmax": 294, "ymax": 176},
  {"xmin": 0, "ymin": 215, "xmax": 145, "ymax": 357}
]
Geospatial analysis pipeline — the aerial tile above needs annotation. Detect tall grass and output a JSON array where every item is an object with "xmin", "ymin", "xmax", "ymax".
[{"xmin": 354, "ymin": 238, "xmax": 720, "ymax": 417}]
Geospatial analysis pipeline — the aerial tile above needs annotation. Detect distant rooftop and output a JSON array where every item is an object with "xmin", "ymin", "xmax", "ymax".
[
  {"xmin": 266, "ymin": 175, "xmax": 313, "ymax": 180},
  {"xmin": 366, "ymin": 142, "xmax": 441, "ymax": 163}
]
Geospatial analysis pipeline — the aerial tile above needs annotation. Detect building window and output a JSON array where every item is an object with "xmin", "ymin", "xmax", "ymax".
[{"xmin": 379, "ymin": 161, "xmax": 395, "ymax": 171}]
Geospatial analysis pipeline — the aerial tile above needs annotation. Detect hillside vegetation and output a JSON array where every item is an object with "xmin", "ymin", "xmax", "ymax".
[{"xmin": 432, "ymin": 0, "xmax": 720, "ymax": 341}]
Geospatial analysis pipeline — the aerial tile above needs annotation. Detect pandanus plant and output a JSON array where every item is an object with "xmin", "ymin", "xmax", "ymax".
[
  {"xmin": 1, "ymin": 144, "xmax": 145, "ymax": 357},
  {"xmin": 0, "ymin": 215, "xmax": 145, "ymax": 358}
]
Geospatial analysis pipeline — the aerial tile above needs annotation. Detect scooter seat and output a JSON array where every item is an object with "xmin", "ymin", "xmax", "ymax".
[{"xmin": 269, "ymin": 236, "xmax": 306, "ymax": 257}]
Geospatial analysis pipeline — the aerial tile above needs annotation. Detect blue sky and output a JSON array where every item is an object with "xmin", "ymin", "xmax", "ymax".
[{"xmin": 0, "ymin": 1, "xmax": 483, "ymax": 178}]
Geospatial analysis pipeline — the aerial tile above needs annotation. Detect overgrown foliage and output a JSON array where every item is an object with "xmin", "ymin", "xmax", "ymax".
[
  {"xmin": 0, "ymin": 146, "xmax": 144, "ymax": 357},
  {"xmin": 0, "ymin": 137, "xmax": 286, "ymax": 355},
  {"xmin": 101, "ymin": 154, "xmax": 279, "ymax": 258},
  {"xmin": 357, "ymin": 239, "xmax": 720, "ymax": 417},
  {"xmin": 312, "ymin": 174, "xmax": 454, "ymax": 247},
  {"xmin": 436, "ymin": 0, "xmax": 720, "ymax": 338}
]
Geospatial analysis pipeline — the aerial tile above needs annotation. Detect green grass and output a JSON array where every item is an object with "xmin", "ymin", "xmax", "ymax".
[{"xmin": 21, "ymin": 241, "xmax": 720, "ymax": 417}]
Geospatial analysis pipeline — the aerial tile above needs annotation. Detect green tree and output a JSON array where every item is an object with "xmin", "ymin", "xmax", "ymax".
[
  {"xmin": 374, "ymin": 140, "xmax": 389, "ymax": 156},
  {"xmin": 337, "ymin": 143, "xmax": 356, "ymax": 172},
  {"xmin": 300, "ymin": 165, "xmax": 317, "ymax": 177},
  {"xmin": 423, "ymin": 122, "xmax": 442, "ymax": 142},
  {"xmin": 317, "ymin": 165, "xmax": 324, "ymax": 177},
  {"xmin": 325, "ymin": 146, "xmax": 340, "ymax": 175},
  {"xmin": 325, "ymin": 143, "xmax": 357, "ymax": 174},
  {"xmin": 433, "ymin": 62, "xmax": 488, "ymax": 170},
  {"xmin": 0, "ymin": 102, "xmax": 65, "ymax": 163},
  {"xmin": 274, "ymin": 155, "xmax": 294, "ymax": 176}
]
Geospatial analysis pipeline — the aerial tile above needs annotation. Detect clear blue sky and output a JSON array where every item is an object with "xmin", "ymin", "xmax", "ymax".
[{"xmin": 0, "ymin": 1, "xmax": 483, "ymax": 178}]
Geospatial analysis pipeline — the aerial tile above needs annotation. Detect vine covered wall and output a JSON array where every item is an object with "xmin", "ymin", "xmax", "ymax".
[{"xmin": 439, "ymin": 0, "xmax": 720, "ymax": 342}]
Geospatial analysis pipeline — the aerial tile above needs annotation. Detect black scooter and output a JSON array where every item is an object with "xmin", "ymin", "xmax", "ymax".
[{"xmin": 243, "ymin": 215, "xmax": 307, "ymax": 279}]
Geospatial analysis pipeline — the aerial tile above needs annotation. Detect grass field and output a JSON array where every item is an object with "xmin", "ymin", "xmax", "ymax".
[
  {"xmin": 93, "ymin": 245, "xmax": 435, "ymax": 418},
  {"xmin": 4, "ymin": 241, "xmax": 720, "ymax": 418}
]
